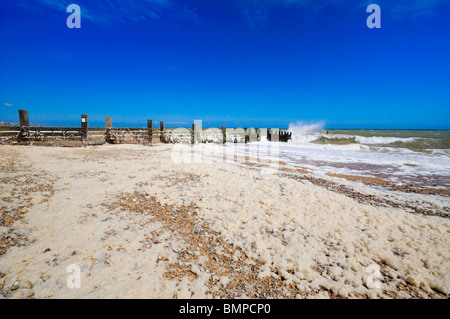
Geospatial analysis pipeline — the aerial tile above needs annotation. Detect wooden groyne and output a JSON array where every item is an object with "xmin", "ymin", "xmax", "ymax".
[{"xmin": 0, "ymin": 110, "xmax": 292, "ymax": 146}]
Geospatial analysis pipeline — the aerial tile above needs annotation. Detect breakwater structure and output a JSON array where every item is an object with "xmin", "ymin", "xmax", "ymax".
[{"xmin": 0, "ymin": 110, "xmax": 292, "ymax": 146}]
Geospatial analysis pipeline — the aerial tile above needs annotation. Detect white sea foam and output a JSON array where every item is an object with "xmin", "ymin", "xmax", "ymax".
[
  {"xmin": 287, "ymin": 121, "xmax": 326, "ymax": 144},
  {"xmin": 262, "ymin": 123, "xmax": 450, "ymax": 181}
]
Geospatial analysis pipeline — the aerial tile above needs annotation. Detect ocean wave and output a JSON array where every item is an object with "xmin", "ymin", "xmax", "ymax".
[
  {"xmin": 312, "ymin": 136, "xmax": 357, "ymax": 145},
  {"xmin": 286, "ymin": 122, "xmax": 449, "ymax": 151},
  {"xmin": 287, "ymin": 121, "xmax": 326, "ymax": 144},
  {"xmin": 381, "ymin": 138, "xmax": 450, "ymax": 150},
  {"xmin": 354, "ymin": 136, "xmax": 418, "ymax": 145}
]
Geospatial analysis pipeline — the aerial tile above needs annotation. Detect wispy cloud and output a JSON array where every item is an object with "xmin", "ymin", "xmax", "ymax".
[
  {"xmin": 233, "ymin": 0, "xmax": 450, "ymax": 26},
  {"xmin": 4, "ymin": 103, "xmax": 13, "ymax": 107},
  {"xmin": 235, "ymin": 0, "xmax": 322, "ymax": 27},
  {"xmin": 3, "ymin": 0, "xmax": 447, "ymax": 28},
  {"xmin": 377, "ymin": 0, "xmax": 450, "ymax": 18},
  {"xmin": 4, "ymin": 0, "xmax": 199, "ymax": 26}
]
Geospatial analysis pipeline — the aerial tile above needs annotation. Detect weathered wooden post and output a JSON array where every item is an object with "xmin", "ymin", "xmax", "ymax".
[
  {"xmin": 270, "ymin": 129, "xmax": 279, "ymax": 142},
  {"xmin": 192, "ymin": 123, "xmax": 200, "ymax": 144},
  {"xmin": 259, "ymin": 128, "xmax": 267, "ymax": 142},
  {"xmin": 18, "ymin": 110, "xmax": 29, "ymax": 142},
  {"xmin": 19, "ymin": 110, "xmax": 29, "ymax": 127},
  {"xmin": 105, "ymin": 117, "xmax": 112, "ymax": 143},
  {"xmin": 279, "ymin": 131, "xmax": 291, "ymax": 142},
  {"xmin": 222, "ymin": 126, "xmax": 226, "ymax": 144},
  {"xmin": 248, "ymin": 128, "xmax": 257, "ymax": 142},
  {"xmin": 81, "ymin": 114, "xmax": 88, "ymax": 140},
  {"xmin": 148, "ymin": 120, "xmax": 153, "ymax": 145},
  {"xmin": 160, "ymin": 121, "xmax": 165, "ymax": 143}
]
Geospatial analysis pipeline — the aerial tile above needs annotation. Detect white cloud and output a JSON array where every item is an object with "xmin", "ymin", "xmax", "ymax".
[
  {"xmin": 234, "ymin": 0, "xmax": 449, "ymax": 26},
  {"xmin": 4, "ymin": 103, "xmax": 13, "ymax": 107},
  {"xmin": 378, "ymin": 0, "xmax": 449, "ymax": 17},
  {"xmin": 4, "ymin": 0, "xmax": 447, "ymax": 28},
  {"xmin": 6, "ymin": 0, "xmax": 198, "ymax": 26}
]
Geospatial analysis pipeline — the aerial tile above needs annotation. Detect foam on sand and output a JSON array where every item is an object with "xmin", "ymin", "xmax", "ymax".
[{"xmin": 0, "ymin": 144, "xmax": 449, "ymax": 298}]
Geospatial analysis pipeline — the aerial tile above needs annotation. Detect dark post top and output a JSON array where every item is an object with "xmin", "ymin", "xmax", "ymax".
[
  {"xmin": 81, "ymin": 115, "xmax": 88, "ymax": 127},
  {"xmin": 81, "ymin": 114, "xmax": 88, "ymax": 138},
  {"xmin": 19, "ymin": 110, "xmax": 29, "ymax": 127},
  {"xmin": 160, "ymin": 121, "xmax": 165, "ymax": 131}
]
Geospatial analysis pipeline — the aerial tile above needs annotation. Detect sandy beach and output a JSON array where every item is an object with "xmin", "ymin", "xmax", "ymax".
[{"xmin": 0, "ymin": 144, "xmax": 449, "ymax": 299}]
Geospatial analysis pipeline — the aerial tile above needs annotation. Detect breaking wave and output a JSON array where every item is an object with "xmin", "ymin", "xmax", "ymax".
[{"xmin": 286, "ymin": 122, "xmax": 450, "ymax": 151}]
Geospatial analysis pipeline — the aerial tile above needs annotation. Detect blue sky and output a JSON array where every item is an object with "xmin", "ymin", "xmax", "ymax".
[{"xmin": 0, "ymin": 0, "xmax": 449, "ymax": 128}]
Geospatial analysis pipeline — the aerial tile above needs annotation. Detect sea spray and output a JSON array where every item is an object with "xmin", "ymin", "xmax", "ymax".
[{"xmin": 287, "ymin": 121, "xmax": 326, "ymax": 144}]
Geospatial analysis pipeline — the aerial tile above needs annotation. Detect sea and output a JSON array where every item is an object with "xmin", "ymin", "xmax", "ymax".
[{"xmin": 224, "ymin": 123, "xmax": 450, "ymax": 191}]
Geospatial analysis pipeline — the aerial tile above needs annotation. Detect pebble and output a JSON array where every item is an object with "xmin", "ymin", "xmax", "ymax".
[{"xmin": 11, "ymin": 281, "xmax": 19, "ymax": 291}]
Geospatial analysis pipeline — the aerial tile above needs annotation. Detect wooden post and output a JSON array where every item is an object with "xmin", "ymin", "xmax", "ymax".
[
  {"xmin": 258, "ymin": 128, "xmax": 267, "ymax": 142},
  {"xmin": 270, "ymin": 129, "xmax": 279, "ymax": 142},
  {"xmin": 148, "ymin": 120, "xmax": 153, "ymax": 145},
  {"xmin": 105, "ymin": 117, "xmax": 112, "ymax": 143},
  {"xmin": 18, "ymin": 110, "xmax": 29, "ymax": 142},
  {"xmin": 160, "ymin": 121, "xmax": 165, "ymax": 143},
  {"xmin": 105, "ymin": 117, "xmax": 112, "ymax": 128},
  {"xmin": 19, "ymin": 110, "xmax": 29, "ymax": 127},
  {"xmin": 191, "ymin": 124, "xmax": 203, "ymax": 144},
  {"xmin": 81, "ymin": 114, "xmax": 88, "ymax": 139},
  {"xmin": 222, "ymin": 126, "xmax": 226, "ymax": 144},
  {"xmin": 248, "ymin": 128, "xmax": 257, "ymax": 142},
  {"xmin": 196, "ymin": 124, "xmax": 201, "ymax": 143}
]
